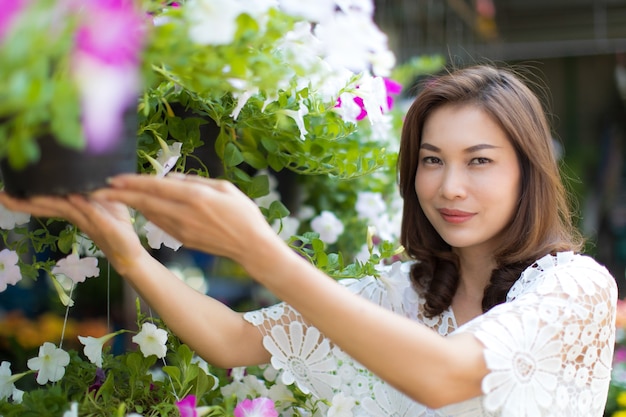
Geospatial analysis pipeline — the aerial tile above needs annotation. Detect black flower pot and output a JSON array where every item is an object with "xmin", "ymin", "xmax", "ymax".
[{"xmin": 0, "ymin": 114, "xmax": 138, "ymax": 198}]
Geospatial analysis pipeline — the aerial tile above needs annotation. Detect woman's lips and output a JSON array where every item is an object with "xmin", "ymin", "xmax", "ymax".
[{"xmin": 438, "ymin": 208, "xmax": 475, "ymax": 224}]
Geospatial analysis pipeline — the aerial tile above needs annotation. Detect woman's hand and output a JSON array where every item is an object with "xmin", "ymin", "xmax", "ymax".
[
  {"xmin": 0, "ymin": 192, "xmax": 146, "ymax": 274},
  {"xmin": 93, "ymin": 174, "xmax": 282, "ymax": 269}
]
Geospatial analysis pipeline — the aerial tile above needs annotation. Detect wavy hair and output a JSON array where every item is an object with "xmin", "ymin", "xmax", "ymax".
[{"xmin": 397, "ymin": 65, "xmax": 584, "ymax": 317}]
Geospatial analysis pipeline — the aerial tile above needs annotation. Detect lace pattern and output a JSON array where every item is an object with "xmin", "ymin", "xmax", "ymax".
[{"xmin": 242, "ymin": 252, "xmax": 617, "ymax": 417}]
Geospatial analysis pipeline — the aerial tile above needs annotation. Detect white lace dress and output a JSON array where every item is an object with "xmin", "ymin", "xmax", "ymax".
[{"xmin": 243, "ymin": 252, "xmax": 617, "ymax": 417}]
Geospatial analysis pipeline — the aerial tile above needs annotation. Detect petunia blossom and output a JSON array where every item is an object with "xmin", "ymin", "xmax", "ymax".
[
  {"xmin": 176, "ymin": 395, "xmax": 197, "ymax": 417},
  {"xmin": 62, "ymin": 402, "xmax": 78, "ymax": 417},
  {"xmin": 72, "ymin": 0, "xmax": 147, "ymax": 153},
  {"xmin": 52, "ymin": 253, "xmax": 100, "ymax": 284},
  {"xmin": 27, "ymin": 342, "xmax": 71, "ymax": 385},
  {"xmin": 132, "ymin": 322, "xmax": 168, "ymax": 359},
  {"xmin": 0, "ymin": 203, "xmax": 30, "ymax": 230},
  {"xmin": 0, "ymin": 361, "xmax": 17, "ymax": 400},
  {"xmin": 328, "ymin": 392, "xmax": 356, "ymax": 417},
  {"xmin": 153, "ymin": 140, "xmax": 182, "ymax": 177},
  {"xmin": 0, "ymin": 249, "xmax": 22, "ymax": 292},
  {"xmin": 310, "ymin": 211, "xmax": 344, "ymax": 244},
  {"xmin": 144, "ymin": 221, "xmax": 183, "ymax": 250},
  {"xmin": 233, "ymin": 397, "xmax": 278, "ymax": 417},
  {"xmin": 185, "ymin": 0, "xmax": 244, "ymax": 45},
  {"xmin": 280, "ymin": 101, "xmax": 309, "ymax": 141},
  {"xmin": 78, "ymin": 330, "xmax": 124, "ymax": 368}
]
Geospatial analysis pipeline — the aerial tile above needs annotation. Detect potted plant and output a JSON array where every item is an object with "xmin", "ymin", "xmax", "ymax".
[{"xmin": 0, "ymin": 0, "xmax": 149, "ymax": 197}]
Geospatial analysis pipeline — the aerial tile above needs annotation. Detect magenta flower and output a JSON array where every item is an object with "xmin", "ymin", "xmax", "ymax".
[
  {"xmin": 71, "ymin": 0, "xmax": 147, "ymax": 153},
  {"xmin": 0, "ymin": 0, "xmax": 26, "ymax": 41},
  {"xmin": 234, "ymin": 398, "xmax": 278, "ymax": 417},
  {"xmin": 176, "ymin": 395, "xmax": 198, "ymax": 417},
  {"xmin": 74, "ymin": 0, "xmax": 146, "ymax": 66},
  {"xmin": 336, "ymin": 77, "xmax": 402, "ymax": 121}
]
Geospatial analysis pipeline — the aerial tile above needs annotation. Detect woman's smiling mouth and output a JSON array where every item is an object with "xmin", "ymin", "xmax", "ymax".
[{"xmin": 438, "ymin": 208, "xmax": 476, "ymax": 224}]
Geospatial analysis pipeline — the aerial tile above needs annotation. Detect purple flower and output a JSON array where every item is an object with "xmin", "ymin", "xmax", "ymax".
[
  {"xmin": 234, "ymin": 398, "xmax": 278, "ymax": 417},
  {"xmin": 176, "ymin": 395, "xmax": 198, "ymax": 417},
  {"xmin": 88, "ymin": 368, "xmax": 106, "ymax": 392}
]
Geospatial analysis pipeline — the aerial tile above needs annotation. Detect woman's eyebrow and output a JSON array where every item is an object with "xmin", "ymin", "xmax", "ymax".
[{"xmin": 419, "ymin": 142, "xmax": 500, "ymax": 153}]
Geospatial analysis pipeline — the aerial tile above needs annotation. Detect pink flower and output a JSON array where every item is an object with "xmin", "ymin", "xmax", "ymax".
[
  {"xmin": 74, "ymin": 0, "xmax": 146, "ymax": 66},
  {"xmin": 176, "ymin": 395, "xmax": 198, "ymax": 417},
  {"xmin": 234, "ymin": 398, "xmax": 278, "ymax": 417},
  {"xmin": 71, "ymin": 0, "xmax": 147, "ymax": 153},
  {"xmin": 336, "ymin": 77, "xmax": 402, "ymax": 121},
  {"xmin": 0, "ymin": 0, "xmax": 26, "ymax": 41}
]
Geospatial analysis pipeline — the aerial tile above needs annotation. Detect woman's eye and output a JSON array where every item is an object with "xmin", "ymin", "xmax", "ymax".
[
  {"xmin": 470, "ymin": 157, "xmax": 491, "ymax": 165},
  {"xmin": 422, "ymin": 156, "xmax": 441, "ymax": 165}
]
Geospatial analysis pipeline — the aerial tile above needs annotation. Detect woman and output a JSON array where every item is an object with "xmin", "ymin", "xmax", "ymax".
[{"xmin": 0, "ymin": 65, "xmax": 617, "ymax": 416}]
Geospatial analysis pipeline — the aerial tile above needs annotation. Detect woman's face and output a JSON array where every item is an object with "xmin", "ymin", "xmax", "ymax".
[{"xmin": 414, "ymin": 104, "xmax": 521, "ymax": 255}]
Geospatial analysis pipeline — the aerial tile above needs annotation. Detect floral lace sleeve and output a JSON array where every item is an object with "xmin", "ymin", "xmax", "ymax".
[{"xmin": 452, "ymin": 252, "xmax": 618, "ymax": 417}]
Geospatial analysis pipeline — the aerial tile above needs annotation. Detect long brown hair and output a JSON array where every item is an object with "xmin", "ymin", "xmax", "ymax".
[{"xmin": 397, "ymin": 65, "xmax": 584, "ymax": 317}]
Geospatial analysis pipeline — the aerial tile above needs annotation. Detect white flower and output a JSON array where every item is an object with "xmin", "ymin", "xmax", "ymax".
[
  {"xmin": 0, "ymin": 204, "xmax": 30, "ymax": 230},
  {"xmin": 277, "ymin": 0, "xmax": 335, "ymax": 22},
  {"xmin": 272, "ymin": 217, "xmax": 300, "ymax": 241},
  {"xmin": 0, "ymin": 249, "xmax": 21, "ymax": 292},
  {"xmin": 132, "ymin": 323, "xmax": 168, "ymax": 359},
  {"xmin": 220, "ymin": 374, "xmax": 269, "ymax": 400},
  {"xmin": 78, "ymin": 331, "xmax": 121, "ymax": 368},
  {"xmin": 335, "ymin": 92, "xmax": 363, "ymax": 124},
  {"xmin": 144, "ymin": 221, "xmax": 183, "ymax": 251},
  {"xmin": 263, "ymin": 321, "xmax": 341, "ymax": 399},
  {"xmin": 63, "ymin": 402, "xmax": 78, "ymax": 417},
  {"xmin": 477, "ymin": 312, "xmax": 562, "ymax": 416},
  {"xmin": 361, "ymin": 382, "xmax": 426, "ymax": 416},
  {"xmin": 280, "ymin": 101, "xmax": 309, "ymax": 140},
  {"xmin": 355, "ymin": 191, "xmax": 386, "ymax": 221},
  {"xmin": 27, "ymin": 342, "xmax": 71, "ymax": 385},
  {"xmin": 186, "ymin": 0, "xmax": 244, "ymax": 45},
  {"xmin": 328, "ymin": 392, "xmax": 356, "ymax": 417},
  {"xmin": 310, "ymin": 210, "xmax": 344, "ymax": 244},
  {"xmin": 76, "ymin": 232, "xmax": 104, "ymax": 257},
  {"xmin": 230, "ymin": 85, "xmax": 260, "ymax": 120},
  {"xmin": 255, "ymin": 190, "xmax": 281, "ymax": 210},
  {"xmin": 52, "ymin": 253, "xmax": 100, "ymax": 284},
  {"xmin": 0, "ymin": 361, "xmax": 16, "ymax": 400},
  {"xmin": 155, "ymin": 141, "xmax": 182, "ymax": 177}
]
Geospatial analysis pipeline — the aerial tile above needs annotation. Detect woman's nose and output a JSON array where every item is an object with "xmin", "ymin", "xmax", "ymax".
[{"xmin": 439, "ymin": 166, "xmax": 467, "ymax": 200}]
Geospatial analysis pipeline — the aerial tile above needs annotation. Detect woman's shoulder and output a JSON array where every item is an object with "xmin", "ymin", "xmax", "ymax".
[{"xmin": 507, "ymin": 251, "xmax": 616, "ymax": 302}]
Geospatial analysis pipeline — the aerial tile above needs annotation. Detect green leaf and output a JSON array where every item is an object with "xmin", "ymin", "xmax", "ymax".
[
  {"xmin": 246, "ymin": 174, "xmax": 269, "ymax": 199},
  {"xmin": 224, "ymin": 142, "xmax": 244, "ymax": 167}
]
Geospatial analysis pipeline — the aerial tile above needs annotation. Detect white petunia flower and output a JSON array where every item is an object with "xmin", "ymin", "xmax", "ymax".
[
  {"xmin": 63, "ymin": 402, "xmax": 78, "ymax": 417},
  {"xmin": 220, "ymin": 374, "xmax": 269, "ymax": 401},
  {"xmin": 132, "ymin": 323, "xmax": 168, "ymax": 359},
  {"xmin": 355, "ymin": 191, "xmax": 386, "ymax": 221},
  {"xmin": 0, "ymin": 204, "xmax": 30, "ymax": 230},
  {"xmin": 272, "ymin": 217, "xmax": 300, "ymax": 241},
  {"xmin": 328, "ymin": 392, "xmax": 356, "ymax": 417},
  {"xmin": 277, "ymin": 0, "xmax": 335, "ymax": 22},
  {"xmin": 144, "ymin": 221, "xmax": 183, "ymax": 251},
  {"xmin": 78, "ymin": 331, "xmax": 122, "ymax": 368},
  {"xmin": 185, "ymin": 0, "xmax": 243, "ymax": 45},
  {"xmin": 27, "ymin": 342, "xmax": 71, "ymax": 385},
  {"xmin": 477, "ymin": 312, "xmax": 562, "ymax": 416},
  {"xmin": 280, "ymin": 101, "xmax": 309, "ymax": 140},
  {"xmin": 0, "ymin": 361, "xmax": 16, "ymax": 400},
  {"xmin": 155, "ymin": 141, "xmax": 182, "ymax": 177},
  {"xmin": 52, "ymin": 253, "xmax": 100, "ymax": 284},
  {"xmin": 263, "ymin": 321, "xmax": 341, "ymax": 399},
  {"xmin": 310, "ymin": 210, "xmax": 344, "ymax": 244},
  {"xmin": 0, "ymin": 249, "xmax": 22, "ymax": 292}
]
